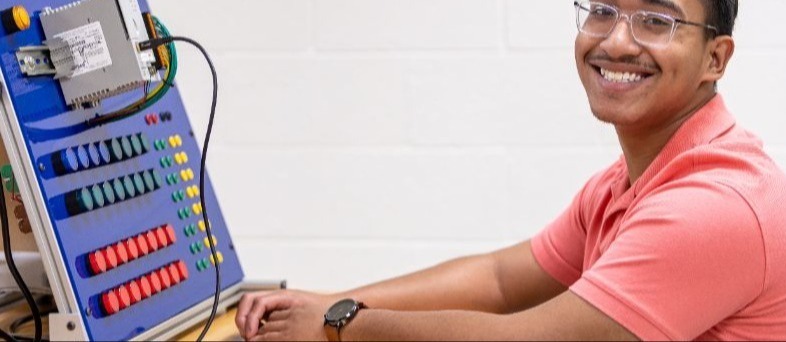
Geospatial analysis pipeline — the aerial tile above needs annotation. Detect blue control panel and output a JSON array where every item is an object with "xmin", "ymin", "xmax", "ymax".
[{"xmin": 0, "ymin": 1, "xmax": 244, "ymax": 340}]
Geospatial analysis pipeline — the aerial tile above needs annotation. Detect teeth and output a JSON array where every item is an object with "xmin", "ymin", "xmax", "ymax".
[{"xmin": 600, "ymin": 68, "xmax": 644, "ymax": 83}]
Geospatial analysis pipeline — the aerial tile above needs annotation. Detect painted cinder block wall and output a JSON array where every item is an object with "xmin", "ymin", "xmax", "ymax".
[{"xmin": 148, "ymin": 0, "xmax": 786, "ymax": 291}]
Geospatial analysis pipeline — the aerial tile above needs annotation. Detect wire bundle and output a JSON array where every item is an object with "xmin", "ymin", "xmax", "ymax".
[{"xmin": 86, "ymin": 16, "xmax": 178, "ymax": 127}]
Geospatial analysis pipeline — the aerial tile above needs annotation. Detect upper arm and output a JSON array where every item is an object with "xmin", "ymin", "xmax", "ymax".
[
  {"xmin": 491, "ymin": 241, "xmax": 568, "ymax": 313},
  {"xmin": 509, "ymin": 289, "xmax": 639, "ymax": 341},
  {"xmin": 571, "ymin": 182, "xmax": 765, "ymax": 340}
]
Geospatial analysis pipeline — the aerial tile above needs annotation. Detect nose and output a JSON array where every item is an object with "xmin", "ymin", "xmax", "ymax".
[{"xmin": 598, "ymin": 15, "xmax": 643, "ymax": 58}]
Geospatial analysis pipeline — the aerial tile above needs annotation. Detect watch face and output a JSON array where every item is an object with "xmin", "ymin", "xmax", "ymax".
[{"xmin": 325, "ymin": 299, "xmax": 358, "ymax": 322}]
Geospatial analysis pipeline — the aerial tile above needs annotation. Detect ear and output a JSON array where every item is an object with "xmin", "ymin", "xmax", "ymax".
[{"xmin": 703, "ymin": 35, "xmax": 735, "ymax": 83}]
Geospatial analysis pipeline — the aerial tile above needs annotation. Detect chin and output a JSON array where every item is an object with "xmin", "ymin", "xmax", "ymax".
[{"xmin": 588, "ymin": 102, "xmax": 644, "ymax": 127}]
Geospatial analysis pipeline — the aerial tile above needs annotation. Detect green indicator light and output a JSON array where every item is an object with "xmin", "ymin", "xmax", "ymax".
[
  {"xmin": 172, "ymin": 192, "xmax": 180, "ymax": 202},
  {"xmin": 160, "ymin": 157, "xmax": 169, "ymax": 168}
]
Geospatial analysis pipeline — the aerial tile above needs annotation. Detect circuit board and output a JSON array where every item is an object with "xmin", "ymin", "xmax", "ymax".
[{"xmin": 0, "ymin": 1, "xmax": 244, "ymax": 340}]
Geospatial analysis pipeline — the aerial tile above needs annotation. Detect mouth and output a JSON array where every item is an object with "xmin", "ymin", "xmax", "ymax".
[
  {"xmin": 587, "ymin": 62, "xmax": 658, "ymax": 94},
  {"xmin": 599, "ymin": 68, "xmax": 647, "ymax": 83}
]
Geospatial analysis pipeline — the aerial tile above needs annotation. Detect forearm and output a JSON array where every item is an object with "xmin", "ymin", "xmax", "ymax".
[
  {"xmin": 340, "ymin": 291, "xmax": 638, "ymax": 341},
  {"xmin": 342, "ymin": 309, "xmax": 527, "ymax": 341},
  {"xmin": 334, "ymin": 240, "xmax": 565, "ymax": 314},
  {"xmin": 335, "ymin": 253, "xmax": 509, "ymax": 313}
]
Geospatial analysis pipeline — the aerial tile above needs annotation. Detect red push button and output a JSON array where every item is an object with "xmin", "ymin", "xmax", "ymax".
[
  {"xmin": 136, "ymin": 235, "xmax": 149, "ymax": 256},
  {"xmin": 158, "ymin": 268, "xmax": 171, "ymax": 289},
  {"xmin": 148, "ymin": 273, "xmax": 162, "ymax": 294},
  {"xmin": 168, "ymin": 264, "xmax": 181, "ymax": 284},
  {"xmin": 164, "ymin": 224, "xmax": 176, "ymax": 245},
  {"xmin": 114, "ymin": 242, "xmax": 128, "ymax": 265},
  {"xmin": 117, "ymin": 285, "xmax": 131, "ymax": 310},
  {"xmin": 102, "ymin": 291, "xmax": 120, "ymax": 315},
  {"xmin": 88, "ymin": 251, "xmax": 106, "ymax": 275},
  {"xmin": 145, "ymin": 231, "xmax": 159, "ymax": 252},
  {"xmin": 124, "ymin": 238, "xmax": 139, "ymax": 261},
  {"xmin": 138, "ymin": 276, "xmax": 152, "ymax": 299},
  {"xmin": 103, "ymin": 247, "xmax": 118, "ymax": 270},
  {"xmin": 128, "ymin": 281, "xmax": 142, "ymax": 305},
  {"xmin": 155, "ymin": 227, "xmax": 169, "ymax": 247},
  {"xmin": 176, "ymin": 260, "xmax": 189, "ymax": 280}
]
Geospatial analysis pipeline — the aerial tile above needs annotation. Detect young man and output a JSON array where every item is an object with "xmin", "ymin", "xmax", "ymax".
[{"xmin": 235, "ymin": 0, "xmax": 786, "ymax": 340}]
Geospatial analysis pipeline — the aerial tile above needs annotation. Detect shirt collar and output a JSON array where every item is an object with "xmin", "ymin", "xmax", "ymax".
[
  {"xmin": 610, "ymin": 94, "xmax": 736, "ymax": 204},
  {"xmin": 633, "ymin": 94, "xmax": 735, "ymax": 196}
]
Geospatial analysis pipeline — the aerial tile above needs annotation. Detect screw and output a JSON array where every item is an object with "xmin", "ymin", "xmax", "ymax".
[
  {"xmin": 67, "ymin": 321, "xmax": 76, "ymax": 331},
  {"xmin": 39, "ymin": 163, "xmax": 45, "ymax": 171},
  {"xmin": 23, "ymin": 56, "xmax": 36, "ymax": 70}
]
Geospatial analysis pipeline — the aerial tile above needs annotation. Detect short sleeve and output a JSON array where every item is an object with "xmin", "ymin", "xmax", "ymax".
[
  {"xmin": 531, "ymin": 179, "xmax": 593, "ymax": 287},
  {"xmin": 570, "ymin": 181, "xmax": 766, "ymax": 341}
]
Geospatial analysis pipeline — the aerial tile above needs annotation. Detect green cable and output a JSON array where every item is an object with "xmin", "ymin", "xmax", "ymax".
[{"xmin": 100, "ymin": 17, "xmax": 179, "ymax": 125}]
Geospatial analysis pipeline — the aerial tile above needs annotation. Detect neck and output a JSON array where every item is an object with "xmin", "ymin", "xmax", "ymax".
[{"xmin": 616, "ymin": 91, "xmax": 716, "ymax": 186}]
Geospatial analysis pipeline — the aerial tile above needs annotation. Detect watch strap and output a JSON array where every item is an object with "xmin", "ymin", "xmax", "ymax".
[
  {"xmin": 324, "ymin": 324, "xmax": 341, "ymax": 342},
  {"xmin": 324, "ymin": 300, "xmax": 367, "ymax": 342}
]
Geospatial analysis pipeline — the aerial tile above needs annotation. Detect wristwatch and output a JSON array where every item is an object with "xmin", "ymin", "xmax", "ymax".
[{"xmin": 323, "ymin": 298, "xmax": 366, "ymax": 342}]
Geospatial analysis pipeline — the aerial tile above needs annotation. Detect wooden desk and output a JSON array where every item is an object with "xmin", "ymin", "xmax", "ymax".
[
  {"xmin": 176, "ymin": 308, "xmax": 242, "ymax": 341},
  {"xmin": 0, "ymin": 301, "xmax": 243, "ymax": 341}
]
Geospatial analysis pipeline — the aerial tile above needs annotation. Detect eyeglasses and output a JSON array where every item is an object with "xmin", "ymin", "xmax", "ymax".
[{"xmin": 574, "ymin": 1, "xmax": 719, "ymax": 48}]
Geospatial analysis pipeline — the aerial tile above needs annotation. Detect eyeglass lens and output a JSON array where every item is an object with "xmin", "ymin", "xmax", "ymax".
[{"xmin": 576, "ymin": 1, "xmax": 676, "ymax": 47}]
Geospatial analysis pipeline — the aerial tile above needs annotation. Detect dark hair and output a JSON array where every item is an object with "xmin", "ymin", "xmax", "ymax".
[{"xmin": 701, "ymin": 0, "xmax": 738, "ymax": 37}]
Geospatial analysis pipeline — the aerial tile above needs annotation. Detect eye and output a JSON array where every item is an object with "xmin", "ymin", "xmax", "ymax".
[
  {"xmin": 589, "ymin": 5, "xmax": 616, "ymax": 17},
  {"xmin": 642, "ymin": 15, "xmax": 671, "ymax": 27}
]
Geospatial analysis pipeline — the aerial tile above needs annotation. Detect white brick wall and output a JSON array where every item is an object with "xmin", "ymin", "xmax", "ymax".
[{"xmin": 147, "ymin": 0, "xmax": 786, "ymax": 291}]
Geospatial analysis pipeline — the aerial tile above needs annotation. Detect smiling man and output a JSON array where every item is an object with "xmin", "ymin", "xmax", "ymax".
[{"xmin": 235, "ymin": 0, "xmax": 786, "ymax": 340}]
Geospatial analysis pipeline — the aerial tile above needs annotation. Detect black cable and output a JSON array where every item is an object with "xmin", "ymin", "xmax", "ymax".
[
  {"xmin": 0, "ymin": 328, "xmax": 17, "ymax": 342},
  {"xmin": 1, "ymin": 179, "xmax": 41, "ymax": 342},
  {"xmin": 140, "ymin": 36, "xmax": 221, "ymax": 342}
]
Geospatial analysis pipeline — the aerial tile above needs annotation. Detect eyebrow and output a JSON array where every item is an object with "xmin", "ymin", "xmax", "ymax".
[{"xmin": 642, "ymin": 0, "xmax": 686, "ymax": 18}]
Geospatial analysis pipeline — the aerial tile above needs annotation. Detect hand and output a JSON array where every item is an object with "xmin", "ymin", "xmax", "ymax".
[{"xmin": 235, "ymin": 290, "xmax": 337, "ymax": 341}]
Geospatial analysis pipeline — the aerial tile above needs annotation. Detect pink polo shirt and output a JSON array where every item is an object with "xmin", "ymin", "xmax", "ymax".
[{"xmin": 532, "ymin": 95, "xmax": 786, "ymax": 341}]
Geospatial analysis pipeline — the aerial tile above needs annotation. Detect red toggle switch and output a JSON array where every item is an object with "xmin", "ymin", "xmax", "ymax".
[
  {"xmin": 155, "ymin": 227, "xmax": 169, "ymax": 248},
  {"xmin": 117, "ymin": 285, "xmax": 131, "ymax": 310},
  {"xmin": 136, "ymin": 235, "xmax": 149, "ymax": 256},
  {"xmin": 164, "ymin": 224, "xmax": 176, "ymax": 245},
  {"xmin": 168, "ymin": 264, "xmax": 181, "ymax": 284},
  {"xmin": 138, "ymin": 276, "xmax": 152, "ymax": 299},
  {"xmin": 124, "ymin": 238, "xmax": 139, "ymax": 261},
  {"xmin": 128, "ymin": 281, "xmax": 142, "ymax": 305},
  {"xmin": 148, "ymin": 273, "xmax": 162, "ymax": 294},
  {"xmin": 158, "ymin": 268, "xmax": 172, "ymax": 289},
  {"xmin": 114, "ymin": 242, "xmax": 128, "ymax": 265},
  {"xmin": 102, "ymin": 291, "xmax": 120, "ymax": 315},
  {"xmin": 145, "ymin": 231, "xmax": 159, "ymax": 252},
  {"xmin": 88, "ymin": 251, "xmax": 107, "ymax": 275},
  {"xmin": 176, "ymin": 260, "xmax": 189, "ymax": 280},
  {"xmin": 103, "ymin": 247, "xmax": 118, "ymax": 270}
]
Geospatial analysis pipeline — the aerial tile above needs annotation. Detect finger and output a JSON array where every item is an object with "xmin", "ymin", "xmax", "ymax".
[
  {"xmin": 259, "ymin": 320, "xmax": 286, "ymax": 333},
  {"xmin": 236, "ymin": 292, "xmax": 269, "ymax": 332},
  {"xmin": 267, "ymin": 310, "xmax": 291, "ymax": 322},
  {"xmin": 244, "ymin": 295, "xmax": 294, "ymax": 338},
  {"xmin": 251, "ymin": 331, "xmax": 284, "ymax": 342}
]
